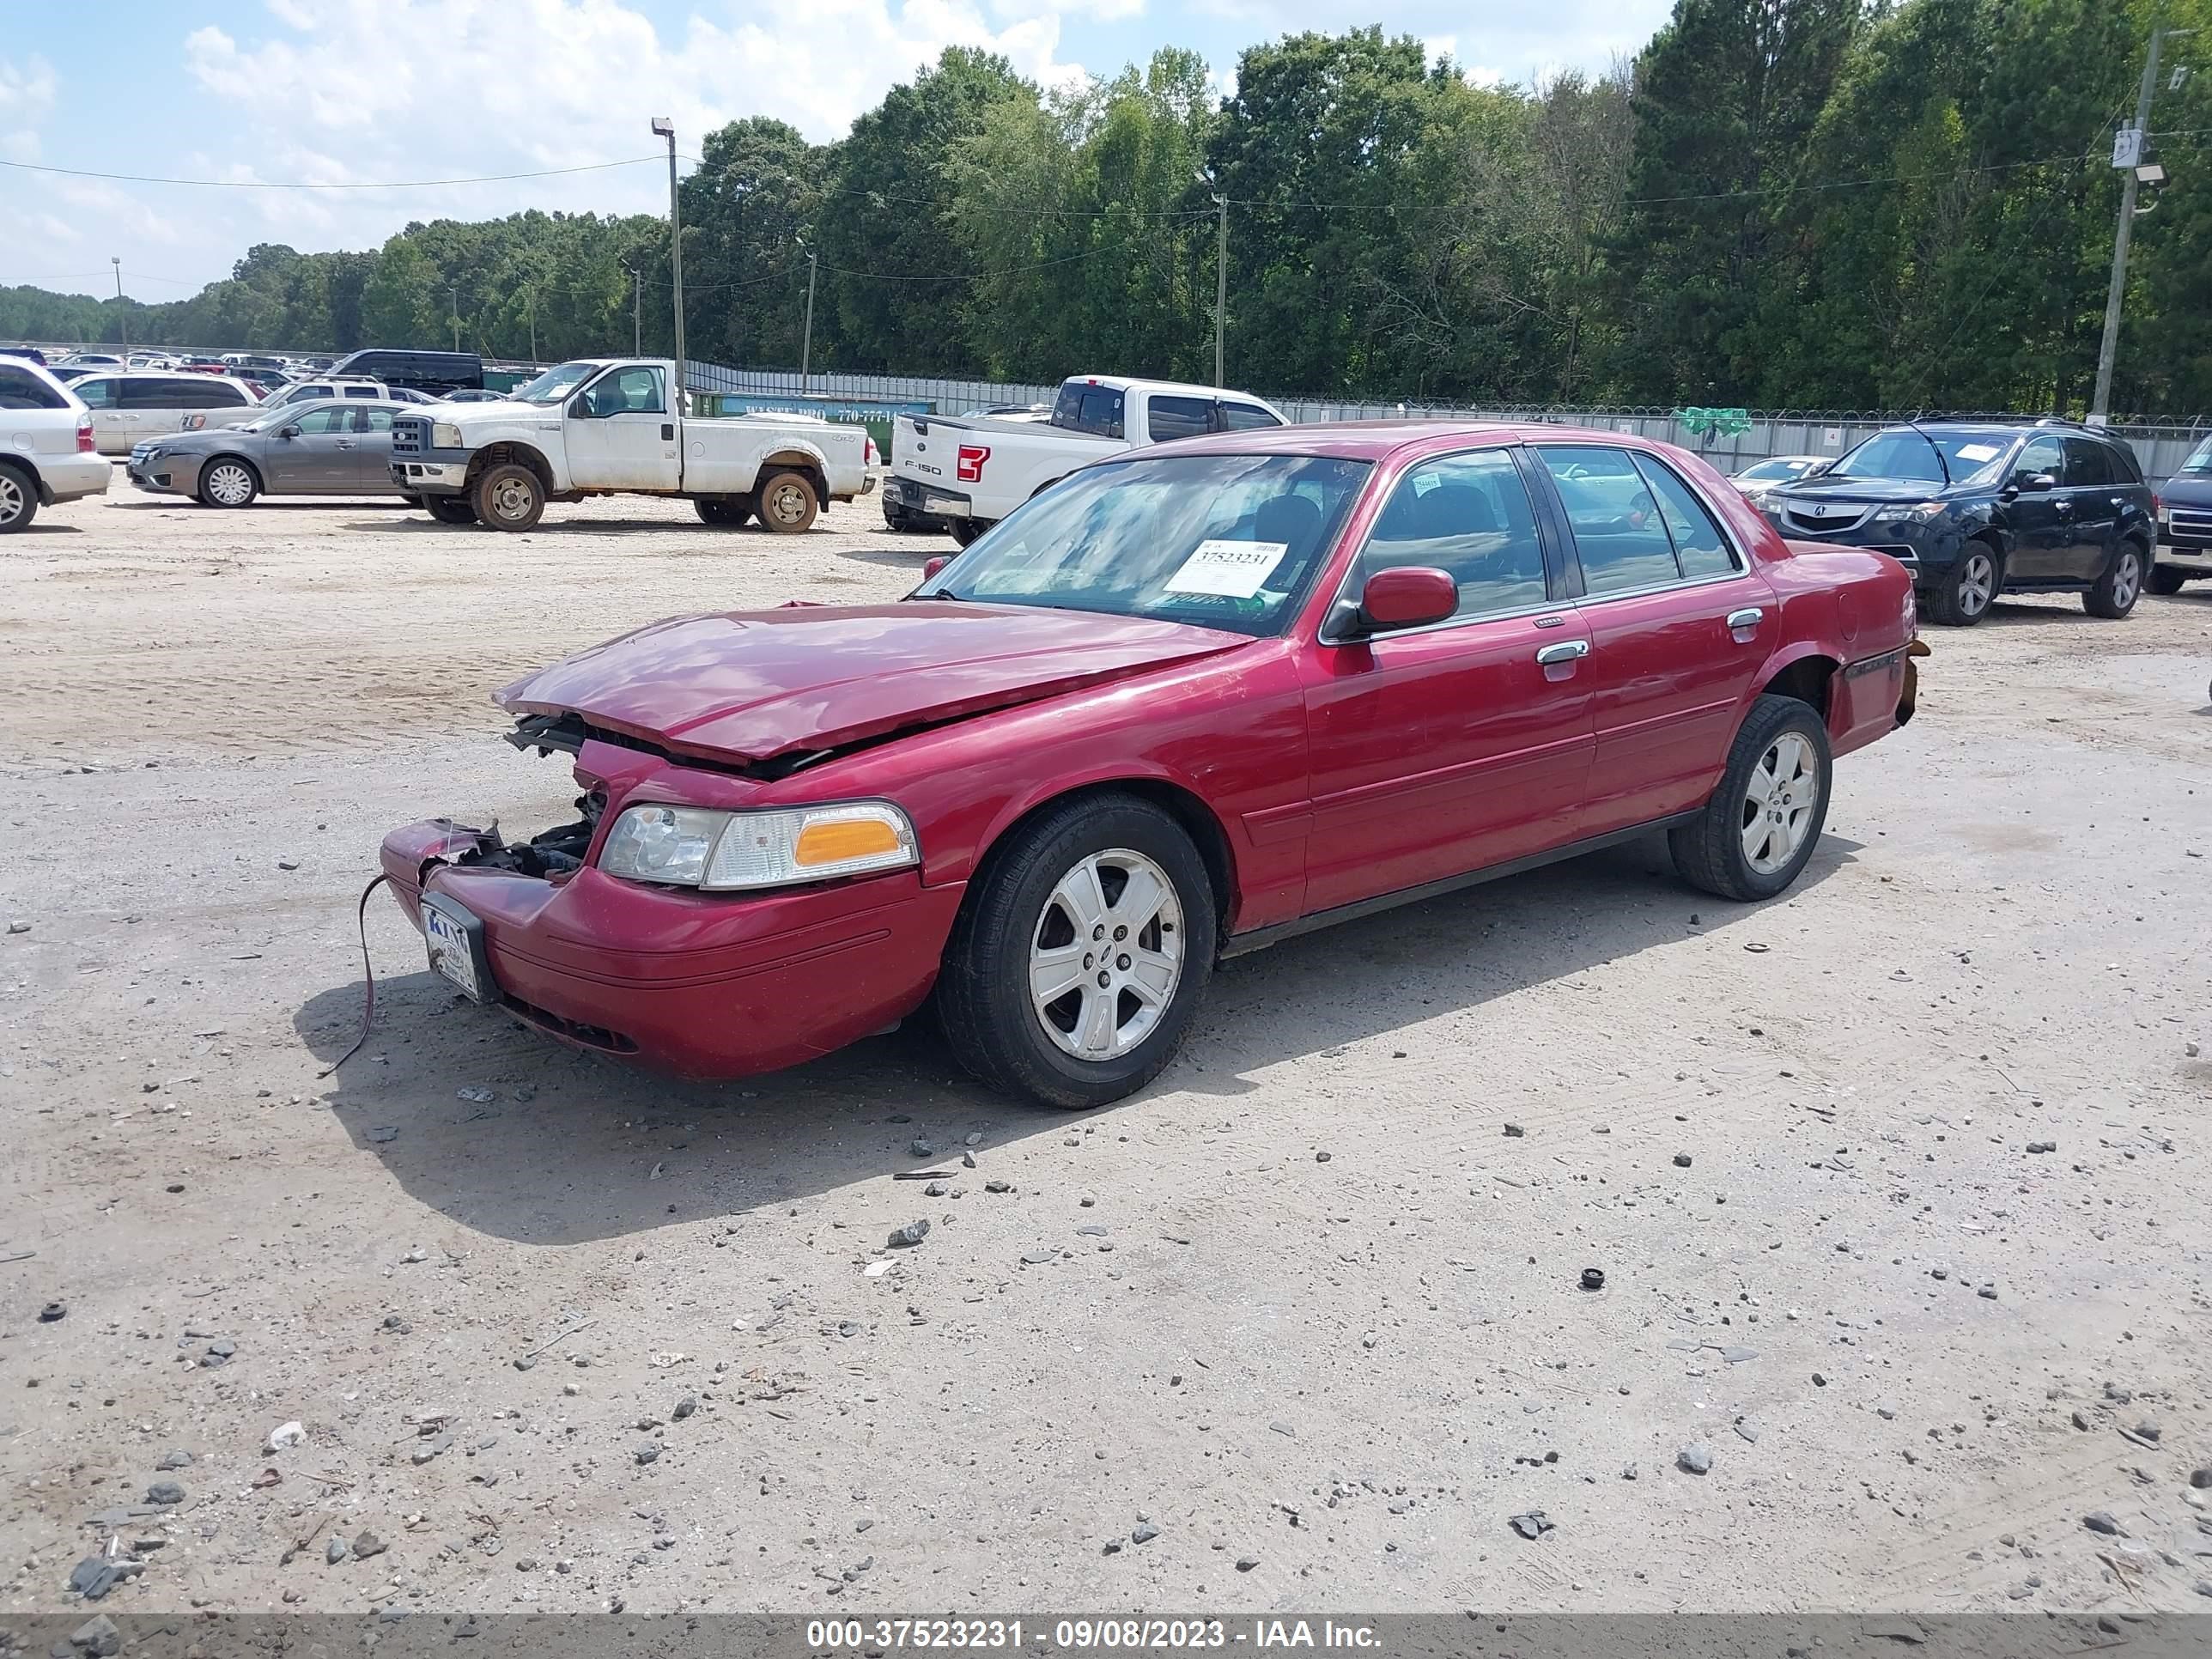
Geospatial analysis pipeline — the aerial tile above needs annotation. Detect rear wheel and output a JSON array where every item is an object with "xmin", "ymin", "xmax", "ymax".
[
  {"xmin": 1924, "ymin": 541, "xmax": 1999, "ymax": 627},
  {"xmin": 2148, "ymin": 563, "xmax": 2189, "ymax": 595},
  {"xmin": 473, "ymin": 462, "xmax": 544, "ymax": 532},
  {"xmin": 0, "ymin": 463, "xmax": 35, "ymax": 533},
  {"xmin": 938, "ymin": 794, "xmax": 1216, "ymax": 1109},
  {"xmin": 1669, "ymin": 694, "xmax": 1833, "ymax": 902},
  {"xmin": 695, "ymin": 496, "xmax": 754, "ymax": 528},
  {"xmin": 949, "ymin": 516, "xmax": 989, "ymax": 548},
  {"xmin": 196, "ymin": 458, "xmax": 259, "ymax": 509},
  {"xmin": 883, "ymin": 500, "xmax": 912, "ymax": 532},
  {"xmin": 2083, "ymin": 542, "xmax": 2145, "ymax": 618},
  {"xmin": 756, "ymin": 470, "xmax": 818, "ymax": 534},
  {"xmin": 425, "ymin": 495, "xmax": 477, "ymax": 526}
]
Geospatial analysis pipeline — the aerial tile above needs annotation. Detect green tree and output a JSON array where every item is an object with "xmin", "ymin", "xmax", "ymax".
[{"xmin": 361, "ymin": 235, "xmax": 445, "ymax": 347}]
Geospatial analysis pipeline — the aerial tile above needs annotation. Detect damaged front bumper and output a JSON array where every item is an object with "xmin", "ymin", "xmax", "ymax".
[
  {"xmin": 378, "ymin": 758, "xmax": 964, "ymax": 1078},
  {"xmin": 389, "ymin": 443, "xmax": 472, "ymax": 495}
]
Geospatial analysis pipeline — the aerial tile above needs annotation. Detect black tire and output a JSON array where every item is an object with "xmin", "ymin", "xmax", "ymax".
[
  {"xmin": 472, "ymin": 461, "xmax": 544, "ymax": 532},
  {"xmin": 696, "ymin": 496, "xmax": 754, "ymax": 528},
  {"xmin": 938, "ymin": 793, "xmax": 1217, "ymax": 1109},
  {"xmin": 398, "ymin": 492, "xmax": 422, "ymax": 508},
  {"xmin": 425, "ymin": 495, "xmax": 478, "ymax": 526},
  {"xmin": 756, "ymin": 470, "xmax": 818, "ymax": 534},
  {"xmin": 2148, "ymin": 563, "xmax": 2188, "ymax": 595},
  {"xmin": 0, "ymin": 461, "xmax": 34, "ymax": 533},
  {"xmin": 1923, "ymin": 540, "xmax": 2000, "ymax": 626},
  {"xmin": 1669, "ymin": 694, "xmax": 1834, "ymax": 902},
  {"xmin": 195, "ymin": 457, "xmax": 260, "ymax": 509},
  {"xmin": 949, "ymin": 516, "xmax": 989, "ymax": 548},
  {"xmin": 883, "ymin": 500, "xmax": 912, "ymax": 532},
  {"xmin": 2083, "ymin": 541, "xmax": 2146, "ymax": 618}
]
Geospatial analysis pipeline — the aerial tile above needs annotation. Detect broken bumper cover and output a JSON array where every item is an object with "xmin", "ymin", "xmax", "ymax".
[
  {"xmin": 378, "ymin": 818, "xmax": 965, "ymax": 1077},
  {"xmin": 389, "ymin": 444, "xmax": 472, "ymax": 495}
]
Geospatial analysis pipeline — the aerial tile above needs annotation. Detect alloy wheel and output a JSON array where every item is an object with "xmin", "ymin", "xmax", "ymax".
[
  {"xmin": 206, "ymin": 463, "xmax": 253, "ymax": 507},
  {"xmin": 1741, "ymin": 732, "xmax": 1820, "ymax": 875},
  {"xmin": 2111, "ymin": 550, "xmax": 2141, "ymax": 611},
  {"xmin": 0, "ymin": 471, "xmax": 23, "ymax": 526},
  {"xmin": 1028, "ymin": 848, "xmax": 1184, "ymax": 1062},
  {"xmin": 1957, "ymin": 550, "xmax": 1995, "ymax": 617}
]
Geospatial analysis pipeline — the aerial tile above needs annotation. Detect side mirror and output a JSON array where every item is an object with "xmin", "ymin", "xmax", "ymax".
[
  {"xmin": 922, "ymin": 555, "xmax": 951, "ymax": 580},
  {"xmin": 279, "ymin": 424, "xmax": 301, "ymax": 441},
  {"xmin": 568, "ymin": 395, "xmax": 592, "ymax": 419},
  {"xmin": 2016, "ymin": 471, "xmax": 2058, "ymax": 493},
  {"xmin": 1358, "ymin": 566, "xmax": 1457, "ymax": 632}
]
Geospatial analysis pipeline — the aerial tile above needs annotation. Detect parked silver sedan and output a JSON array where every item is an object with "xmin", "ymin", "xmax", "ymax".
[{"xmin": 125, "ymin": 399, "xmax": 410, "ymax": 507}]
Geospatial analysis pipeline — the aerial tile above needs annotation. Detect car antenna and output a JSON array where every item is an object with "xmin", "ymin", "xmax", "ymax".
[{"xmin": 1905, "ymin": 416, "xmax": 1951, "ymax": 488}]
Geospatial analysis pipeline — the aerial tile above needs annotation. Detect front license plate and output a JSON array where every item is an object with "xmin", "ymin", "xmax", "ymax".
[{"xmin": 422, "ymin": 897, "xmax": 489, "ymax": 1003}]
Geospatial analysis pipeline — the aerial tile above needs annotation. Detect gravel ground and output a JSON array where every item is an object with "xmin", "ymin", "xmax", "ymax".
[{"xmin": 2, "ymin": 473, "xmax": 2210, "ymax": 1618}]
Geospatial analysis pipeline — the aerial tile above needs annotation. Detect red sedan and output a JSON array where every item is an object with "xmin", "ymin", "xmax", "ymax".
[{"xmin": 380, "ymin": 422, "xmax": 1923, "ymax": 1108}]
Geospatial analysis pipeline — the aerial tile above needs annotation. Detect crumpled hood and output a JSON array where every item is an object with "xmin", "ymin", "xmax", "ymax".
[{"xmin": 497, "ymin": 602, "xmax": 1249, "ymax": 762}]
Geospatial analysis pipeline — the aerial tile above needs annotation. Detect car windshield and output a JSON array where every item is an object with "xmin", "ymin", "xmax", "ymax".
[
  {"xmin": 911, "ymin": 453, "xmax": 1371, "ymax": 638},
  {"xmin": 1738, "ymin": 459, "xmax": 1809, "ymax": 483},
  {"xmin": 1826, "ymin": 428, "xmax": 2013, "ymax": 485},
  {"xmin": 510, "ymin": 361, "xmax": 602, "ymax": 404},
  {"xmin": 2179, "ymin": 435, "xmax": 2212, "ymax": 474}
]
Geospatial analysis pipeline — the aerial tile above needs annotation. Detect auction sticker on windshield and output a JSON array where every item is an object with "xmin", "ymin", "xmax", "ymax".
[
  {"xmin": 1954, "ymin": 443, "xmax": 2001, "ymax": 463},
  {"xmin": 1165, "ymin": 539, "xmax": 1288, "ymax": 599}
]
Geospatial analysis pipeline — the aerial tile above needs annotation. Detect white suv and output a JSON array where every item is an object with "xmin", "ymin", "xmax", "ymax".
[
  {"xmin": 0, "ymin": 359, "xmax": 109, "ymax": 532},
  {"xmin": 259, "ymin": 378, "xmax": 432, "ymax": 413}
]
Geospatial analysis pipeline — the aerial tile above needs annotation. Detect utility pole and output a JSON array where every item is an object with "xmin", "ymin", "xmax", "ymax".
[
  {"xmin": 1195, "ymin": 167, "xmax": 1227, "ymax": 386},
  {"xmin": 526, "ymin": 288, "xmax": 538, "ymax": 366},
  {"xmin": 2092, "ymin": 15, "xmax": 2195, "ymax": 422},
  {"xmin": 623, "ymin": 262, "xmax": 641, "ymax": 355},
  {"xmin": 112, "ymin": 257, "xmax": 125, "ymax": 356},
  {"xmin": 652, "ymin": 117, "xmax": 686, "ymax": 406},
  {"xmin": 450, "ymin": 286, "xmax": 460, "ymax": 353},
  {"xmin": 797, "ymin": 237, "xmax": 817, "ymax": 394}
]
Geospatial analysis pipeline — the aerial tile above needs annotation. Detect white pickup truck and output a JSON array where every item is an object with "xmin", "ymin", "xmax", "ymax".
[
  {"xmin": 884, "ymin": 374, "xmax": 1287, "ymax": 544},
  {"xmin": 389, "ymin": 357, "xmax": 873, "ymax": 532}
]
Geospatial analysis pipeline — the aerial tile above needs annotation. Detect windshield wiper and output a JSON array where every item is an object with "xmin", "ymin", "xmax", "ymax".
[{"xmin": 1905, "ymin": 419, "xmax": 1952, "ymax": 488}]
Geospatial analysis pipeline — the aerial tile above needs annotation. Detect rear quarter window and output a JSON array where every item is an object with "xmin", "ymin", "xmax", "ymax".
[
  {"xmin": 0, "ymin": 366, "xmax": 68, "ymax": 410},
  {"xmin": 1219, "ymin": 402, "xmax": 1282, "ymax": 431}
]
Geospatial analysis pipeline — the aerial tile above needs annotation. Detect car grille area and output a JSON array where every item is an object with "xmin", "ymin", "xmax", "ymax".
[
  {"xmin": 391, "ymin": 416, "xmax": 428, "ymax": 457},
  {"xmin": 2169, "ymin": 506, "xmax": 2212, "ymax": 542}
]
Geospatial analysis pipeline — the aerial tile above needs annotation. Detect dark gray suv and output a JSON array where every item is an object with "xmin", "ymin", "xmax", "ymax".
[{"xmin": 1762, "ymin": 420, "xmax": 2155, "ymax": 626}]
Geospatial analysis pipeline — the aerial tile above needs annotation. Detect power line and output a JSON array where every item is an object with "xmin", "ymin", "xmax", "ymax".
[{"xmin": 0, "ymin": 155, "xmax": 669, "ymax": 191}]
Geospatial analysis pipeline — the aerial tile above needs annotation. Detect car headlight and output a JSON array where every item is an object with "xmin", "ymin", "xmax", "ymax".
[
  {"xmin": 431, "ymin": 421, "xmax": 464, "ymax": 449},
  {"xmin": 599, "ymin": 801, "xmax": 918, "ymax": 891},
  {"xmin": 1893, "ymin": 501, "xmax": 1949, "ymax": 524}
]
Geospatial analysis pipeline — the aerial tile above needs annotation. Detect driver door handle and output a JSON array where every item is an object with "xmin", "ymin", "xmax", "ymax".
[{"xmin": 1534, "ymin": 640, "xmax": 1590, "ymax": 665}]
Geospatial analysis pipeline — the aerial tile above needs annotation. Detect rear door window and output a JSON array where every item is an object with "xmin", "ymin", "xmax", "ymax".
[
  {"xmin": 73, "ymin": 377, "xmax": 118, "ymax": 409},
  {"xmin": 119, "ymin": 379, "xmax": 191, "ymax": 410},
  {"xmin": 1218, "ymin": 401, "xmax": 1283, "ymax": 431},
  {"xmin": 1052, "ymin": 383, "xmax": 1126, "ymax": 439},
  {"xmin": 1631, "ymin": 453, "xmax": 1742, "ymax": 579},
  {"xmin": 1537, "ymin": 446, "xmax": 1682, "ymax": 594},
  {"xmin": 0, "ymin": 366, "xmax": 67, "ymax": 410},
  {"xmin": 2061, "ymin": 437, "xmax": 2112, "ymax": 485},
  {"xmin": 1146, "ymin": 396, "xmax": 1212, "ymax": 442}
]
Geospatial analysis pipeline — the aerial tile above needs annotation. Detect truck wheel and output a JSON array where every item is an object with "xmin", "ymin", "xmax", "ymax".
[
  {"xmin": 938, "ymin": 793, "xmax": 1216, "ymax": 1109},
  {"xmin": 1668, "ymin": 694, "xmax": 1832, "ymax": 902},
  {"xmin": 2082, "ymin": 542, "xmax": 2144, "ymax": 618},
  {"xmin": 949, "ymin": 517, "xmax": 989, "ymax": 548},
  {"xmin": 0, "ymin": 462, "xmax": 35, "ymax": 533},
  {"xmin": 2148, "ymin": 563, "xmax": 2188, "ymax": 595},
  {"xmin": 473, "ymin": 463, "xmax": 544, "ymax": 532},
  {"xmin": 195, "ymin": 458, "xmax": 260, "ymax": 508},
  {"xmin": 398, "ymin": 492, "xmax": 422, "ymax": 508},
  {"xmin": 696, "ymin": 497, "xmax": 754, "ymax": 528},
  {"xmin": 1923, "ymin": 541, "xmax": 1999, "ymax": 627},
  {"xmin": 883, "ymin": 500, "xmax": 912, "ymax": 532},
  {"xmin": 425, "ymin": 495, "xmax": 478, "ymax": 526},
  {"xmin": 757, "ymin": 471, "xmax": 818, "ymax": 534}
]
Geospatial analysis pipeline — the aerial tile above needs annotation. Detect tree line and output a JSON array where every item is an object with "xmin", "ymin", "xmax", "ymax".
[{"xmin": 8, "ymin": 0, "xmax": 2210, "ymax": 416}]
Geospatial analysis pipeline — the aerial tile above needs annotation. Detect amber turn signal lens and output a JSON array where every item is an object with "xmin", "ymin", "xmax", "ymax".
[{"xmin": 794, "ymin": 817, "xmax": 902, "ymax": 866}]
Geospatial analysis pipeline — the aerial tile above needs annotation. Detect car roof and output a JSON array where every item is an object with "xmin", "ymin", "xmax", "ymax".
[
  {"xmin": 1140, "ymin": 417, "xmax": 1662, "ymax": 465},
  {"xmin": 1062, "ymin": 374, "xmax": 1277, "ymax": 403}
]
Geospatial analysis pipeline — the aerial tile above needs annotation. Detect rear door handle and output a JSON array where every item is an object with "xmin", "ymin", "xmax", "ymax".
[
  {"xmin": 1727, "ymin": 607, "xmax": 1764, "ymax": 630},
  {"xmin": 1534, "ymin": 640, "xmax": 1590, "ymax": 665}
]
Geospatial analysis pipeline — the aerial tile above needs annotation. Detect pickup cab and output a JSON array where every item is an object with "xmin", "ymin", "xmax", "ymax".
[
  {"xmin": 884, "ymin": 374, "xmax": 1286, "ymax": 544},
  {"xmin": 389, "ymin": 357, "xmax": 873, "ymax": 533}
]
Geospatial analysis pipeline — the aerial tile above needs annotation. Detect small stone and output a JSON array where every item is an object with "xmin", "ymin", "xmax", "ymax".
[
  {"xmin": 1978, "ymin": 1285, "xmax": 1998, "ymax": 1300},
  {"xmin": 2083, "ymin": 1511, "xmax": 2123, "ymax": 1536},
  {"xmin": 1677, "ymin": 1444, "xmax": 1712, "ymax": 1475},
  {"xmin": 2190, "ymin": 1467, "xmax": 2212, "ymax": 1490},
  {"xmin": 326, "ymin": 1536, "xmax": 351, "ymax": 1565},
  {"xmin": 353, "ymin": 1531, "xmax": 387, "ymax": 1559},
  {"xmin": 1673, "ymin": 1154, "xmax": 1692, "ymax": 1168},
  {"xmin": 635, "ymin": 1442, "xmax": 661, "ymax": 1465},
  {"xmin": 1020, "ymin": 1249, "xmax": 1057, "ymax": 1266},
  {"xmin": 156, "ymin": 1449, "xmax": 192, "ymax": 1470},
  {"xmin": 672, "ymin": 1394, "xmax": 697, "ymax": 1420},
  {"xmin": 277, "ymin": 859, "xmax": 301, "ymax": 871},
  {"xmin": 1503, "ymin": 1123, "xmax": 1525, "ymax": 1138},
  {"xmin": 963, "ymin": 1152, "xmax": 978, "ymax": 1169},
  {"xmin": 1812, "ymin": 1373, "xmax": 1827, "ymax": 1387},
  {"xmin": 2134, "ymin": 1420, "xmax": 2160, "ymax": 1443},
  {"xmin": 368, "ymin": 1126, "xmax": 399, "ymax": 1144},
  {"xmin": 1620, "ymin": 1464, "xmax": 1638, "ymax": 1481},
  {"xmin": 1508, "ymin": 1510, "xmax": 1553, "ymax": 1540},
  {"xmin": 984, "ymin": 1177, "xmax": 1011, "ymax": 1193},
  {"xmin": 6, "ymin": 921, "xmax": 29, "ymax": 935},
  {"xmin": 1579, "ymin": 1267, "xmax": 1604, "ymax": 1291},
  {"xmin": 265, "ymin": 1420, "xmax": 306, "ymax": 1451},
  {"xmin": 457, "ymin": 1086, "xmax": 495, "ymax": 1103},
  {"xmin": 1733, "ymin": 1415, "xmax": 1762, "ymax": 1443},
  {"xmin": 888, "ymin": 1219, "xmax": 931, "ymax": 1249},
  {"xmin": 1236, "ymin": 1555, "xmax": 1259, "ymax": 1571},
  {"xmin": 1132, "ymin": 1523, "xmax": 1159, "ymax": 1545},
  {"xmin": 146, "ymin": 1480, "xmax": 185, "ymax": 1505},
  {"xmin": 909, "ymin": 1139, "xmax": 935, "ymax": 1159},
  {"xmin": 1315, "ymin": 1151, "xmax": 1331, "ymax": 1163},
  {"xmin": 70, "ymin": 1614, "xmax": 122, "ymax": 1656},
  {"xmin": 923, "ymin": 1182, "xmax": 947, "ymax": 1198}
]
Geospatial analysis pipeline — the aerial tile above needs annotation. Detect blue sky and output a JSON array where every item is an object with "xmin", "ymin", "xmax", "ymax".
[{"xmin": 3, "ymin": 0, "xmax": 1676, "ymax": 297}]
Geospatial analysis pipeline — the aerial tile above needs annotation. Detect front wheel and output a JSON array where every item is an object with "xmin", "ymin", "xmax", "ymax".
[
  {"xmin": 472, "ymin": 462, "xmax": 544, "ymax": 532},
  {"xmin": 756, "ymin": 471, "xmax": 818, "ymax": 534},
  {"xmin": 938, "ymin": 794, "xmax": 1217, "ymax": 1109},
  {"xmin": 196, "ymin": 458, "xmax": 259, "ymax": 509},
  {"xmin": 1669, "ymin": 694, "xmax": 1833, "ymax": 902},
  {"xmin": 696, "ymin": 496, "xmax": 754, "ymax": 528},
  {"xmin": 1923, "ymin": 542, "xmax": 1999, "ymax": 626},
  {"xmin": 2083, "ymin": 542, "xmax": 2145, "ymax": 618},
  {"xmin": 2148, "ymin": 563, "xmax": 2189, "ymax": 595},
  {"xmin": 425, "ymin": 495, "xmax": 478, "ymax": 526}
]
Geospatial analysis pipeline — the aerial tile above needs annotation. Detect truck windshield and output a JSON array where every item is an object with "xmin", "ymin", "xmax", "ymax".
[
  {"xmin": 911, "ymin": 453, "xmax": 1371, "ymax": 638},
  {"xmin": 511, "ymin": 362, "xmax": 602, "ymax": 405},
  {"xmin": 2180, "ymin": 435, "xmax": 2212, "ymax": 474}
]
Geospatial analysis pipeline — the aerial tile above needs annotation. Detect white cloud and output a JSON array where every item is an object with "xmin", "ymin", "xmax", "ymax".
[{"xmin": 0, "ymin": 52, "xmax": 55, "ymax": 163}]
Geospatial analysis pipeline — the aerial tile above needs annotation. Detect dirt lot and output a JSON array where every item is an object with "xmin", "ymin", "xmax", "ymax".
[{"xmin": 2, "ymin": 473, "xmax": 2209, "ymax": 1620}]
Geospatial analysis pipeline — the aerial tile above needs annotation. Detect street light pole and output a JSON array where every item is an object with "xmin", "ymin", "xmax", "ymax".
[
  {"xmin": 527, "ymin": 287, "xmax": 538, "ymax": 367},
  {"xmin": 1195, "ymin": 168, "xmax": 1226, "ymax": 386},
  {"xmin": 2092, "ymin": 16, "xmax": 2194, "ymax": 422},
  {"xmin": 112, "ymin": 257, "xmax": 125, "ymax": 356},
  {"xmin": 450, "ymin": 286, "xmax": 461, "ymax": 353},
  {"xmin": 623, "ymin": 262, "xmax": 641, "ymax": 355},
  {"xmin": 652, "ymin": 117, "xmax": 686, "ymax": 406},
  {"xmin": 797, "ymin": 236, "xmax": 817, "ymax": 395}
]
